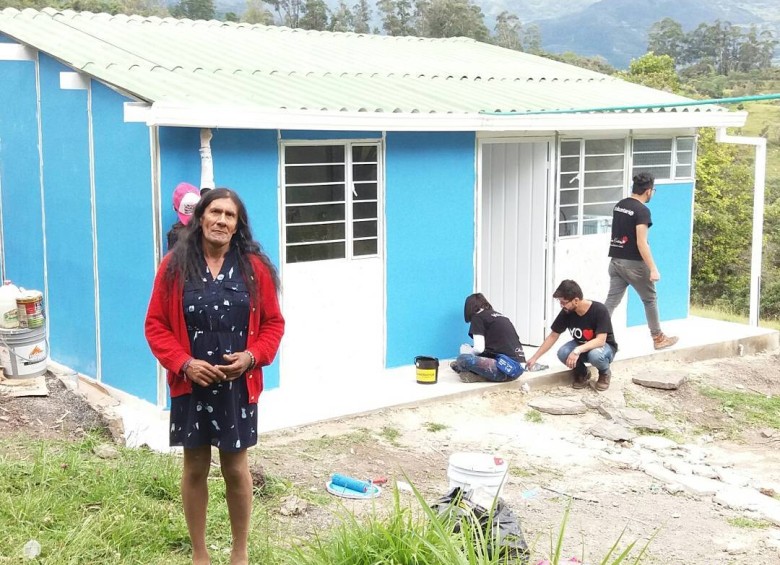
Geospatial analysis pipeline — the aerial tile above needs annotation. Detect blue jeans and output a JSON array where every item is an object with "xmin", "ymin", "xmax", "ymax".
[
  {"xmin": 556, "ymin": 340, "xmax": 615, "ymax": 374},
  {"xmin": 455, "ymin": 354, "xmax": 518, "ymax": 382}
]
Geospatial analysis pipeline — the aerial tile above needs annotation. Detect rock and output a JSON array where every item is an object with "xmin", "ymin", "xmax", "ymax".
[
  {"xmin": 632, "ymin": 370, "xmax": 686, "ymax": 390},
  {"xmin": 691, "ymin": 464, "xmax": 719, "ymax": 479},
  {"xmin": 761, "ymin": 428, "xmax": 775, "ymax": 438},
  {"xmin": 633, "ymin": 435, "xmax": 678, "ymax": 452},
  {"xmin": 588, "ymin": 421, "xmax": 636, "ymax": 442},
  {"xmin": 715, "ymin": 467, "xmax": 751, "ymax": 487},
  {"xmin": 726, "ymin": 540, "xmax": 748, "ymax": 555},
  {"xmin": 664, "ymin": 484, "xmax": 685, "ymax": 495},
  {"xmin": 599, "ymin": 449, "xmax": 641, "ymax": 469},
  {"xmin": 250, "ymin": 462, "xmax": 266, "ymax": 489},
  {"xmin": 617, "ymin": 408, "xmax": 665, "ymax": 432},
  {"xmin": 663, "ymin": 458, "xmax": 693, "ymax": 475},
  {"xmin": 581, "ymin": 395, "xmax": 603, "ymax": 409},
  {"xmin": 642, "ymin": 462, "xmax": 723, "ymax": 496},
  {"xmin": 278, "ymin": 495, "xmax": 308, "ymax": 517},
  {"xmin": 93, "ymin": 443, "xmax": 120, "ymax": 459},
  {"xmin": 529, "ymin": 396, "xmax": 588, "ymax": 415}
]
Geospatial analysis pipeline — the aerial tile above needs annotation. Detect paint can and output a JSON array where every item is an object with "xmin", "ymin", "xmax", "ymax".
[
  {"xmin": 16, "ymin": 290, "xmax": 45, "ymax": 329},
  {"xmin": 0, "ymin": 326, "xmax": 48, "ymax": 378},
  {"xmin": 447, "ymin": 452, "xmax": 509, "ymax": 499},
  {"xmin": 414, "ymin": 356, "xmax": 439, "ymax": 384}
]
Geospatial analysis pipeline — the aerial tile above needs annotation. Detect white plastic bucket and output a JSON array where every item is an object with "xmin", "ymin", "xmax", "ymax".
[
  {"xmin": 0, "ymin": 326, "xmax": 48, "ymax": 378},
  {"xmin": 447, "ymin": 452, "xmax": 509, "ymax": 499}
]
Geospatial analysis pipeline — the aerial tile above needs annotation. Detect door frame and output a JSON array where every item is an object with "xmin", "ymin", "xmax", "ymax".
[{"xmin": 475, "ymin": 136, "xmax": 557, "ymax": 345}]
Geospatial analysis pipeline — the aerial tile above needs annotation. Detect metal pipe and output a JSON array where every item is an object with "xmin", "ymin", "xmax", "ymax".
[
  {"xmin": 715, "ymin": 128, "xmax": 767, "ymax": 327},
  {"xmin": 482, "ymin": 93, "xmax": 780, "ymax": 116}
]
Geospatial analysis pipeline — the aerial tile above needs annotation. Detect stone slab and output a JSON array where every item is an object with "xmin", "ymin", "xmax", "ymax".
[
  {"xmin": 589, "ymin": 421, "xmax": 636, "ymax": 442},
  {"xmin": 528, "ymin": 396, "xmax": 588, "ymax": 415},
  {"xmin": 632, "ymin": 371, "xmax": 686, "ymax": 390}
]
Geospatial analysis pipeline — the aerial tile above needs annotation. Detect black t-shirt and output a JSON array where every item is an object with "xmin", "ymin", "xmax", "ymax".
[
  {"xmin": 609, "ymin": 197, "xmax": 652, "ymax": 260},
  {"xmin": 167, "ymin": 221, "xmax": 185, "ymax": 251},
  {"xmin": 469, "ymin": 309, "xmax": 525, "ymax": 362},
  {"xmin": 550, "ymin": 301, "xmax": 618, "ymax": 352}
]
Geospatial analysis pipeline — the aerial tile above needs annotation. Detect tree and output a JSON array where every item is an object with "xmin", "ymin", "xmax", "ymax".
[
  {"xmin": 265, "ymin": 0, "xmax": 304, "ymax": 28},
  {"xmin": 298, "ymin": 0, "xmax": 328, "ymax": 30},
  {"xmin": 352, "ymin": 0, "xmax": 371, "ymax": 34},
  {"xmin": 617, "ymin": 52, "xmax": 680, "ymax": 93},
  {"xmin": 523, "ymin": 23, "xmax": 542, "ymax": 54},
  {"xmin": 415, "ymin": 0, "xmax": 488, "ymax": 41},
  {"xmin": 647, "ymin": 17, "xmax": 685, "ymax": 62},
  {"xmin": 171, "ymin": 0, "xmax": 214, "ymax": 20},
  {"xmin": 691, "ymin": 128, "xmax": 754, "ymax": 313},
  {"xmin": 329, "ymin": 0, "xmax": 353, "ymax": 32},
  {"xmin": 243, "ymin": 0, "xmax": 273, "ymax": 24},
  {"xmin": 493, "ymin": 11, "xmax": 522, "ymax": 51},
  {"xmin": 376, "ymin": 0, "xmax": 416, "ymax": 36}
]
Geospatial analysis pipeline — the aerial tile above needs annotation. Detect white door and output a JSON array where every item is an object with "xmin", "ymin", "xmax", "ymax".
[
  {"xmin": 479, "ymin": 141, "xmax": 550, "ymax": 346},
  {"xmin": 280, "ymin": 142, "xmax": 384, "ymax": 387}
]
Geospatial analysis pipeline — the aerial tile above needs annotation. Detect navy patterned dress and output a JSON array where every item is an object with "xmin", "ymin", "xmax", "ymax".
[{"xmin": 169, "ymin": 247, "xmax": 257, "ymax": 451}]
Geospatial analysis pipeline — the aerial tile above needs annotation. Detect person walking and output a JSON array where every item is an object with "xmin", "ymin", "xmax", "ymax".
[
  {"xmin": 526, "ymin": 280, "xmax": 617, "ymax": 391},
  {"xmin": 604, "ymin": 172, "xmax": 678, "ymax": 350},
  {"xmin": 145, "ymin": 188, "xmax": 284, "ymax": 565}
]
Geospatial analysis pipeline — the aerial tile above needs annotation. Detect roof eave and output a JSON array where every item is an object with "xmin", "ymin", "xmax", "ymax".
[{"xmin": 125, "ymin": 102, "xmax": 748, "ymax": 132}]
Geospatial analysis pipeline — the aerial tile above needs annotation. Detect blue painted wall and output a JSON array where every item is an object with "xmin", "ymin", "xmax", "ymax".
[
  {"xmin": 38, "ymin": 55, "xmax": 98, "ymax": 374},
  {"xmin": 385, "ymin": 132, "xmax": 476, "ymax": 367},
  {"xmin": 0, "ymin": 52, "xmax": 45, "ymax": 292},
  {"xmin": 280, "ymin": 130, "xmax": 381, "ymax": 140},
  {"xmin": 91, "ymin": 81, "xmax": 157, "ymax": 401},
  {"xmin": 627, "ymin": 181, "xmax": 692, "ymax": 326},
  {"xmin": 159, "ymin": 128, "xmax": 283, "ymax": 389}
]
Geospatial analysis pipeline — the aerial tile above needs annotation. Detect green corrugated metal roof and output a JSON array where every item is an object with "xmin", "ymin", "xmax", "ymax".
[{"xmin": 0, "ymin": 7, "xmax": 726, "ymax": 118}]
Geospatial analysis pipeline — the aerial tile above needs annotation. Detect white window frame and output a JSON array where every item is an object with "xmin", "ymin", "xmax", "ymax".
[
  {"xmin": 556, "ymin": 137, "xmax": 628, "ymax": 239},
  {"xmin": 631, "ymin": 136, "xmax": 696, "ymax": 181},
  {"xmin": 281, "ymin": 140, "xmax": 383, "ymax": 263}
]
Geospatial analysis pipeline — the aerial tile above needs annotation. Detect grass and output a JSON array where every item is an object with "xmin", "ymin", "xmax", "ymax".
[
  {"xmin": 1, "ymin": 436, "xmax": 657, "ymax": 564},
  {"xmin": 524, "ymin": 410, "xmax": 543, "ymax": 423},
  {"xmin": 689, "ymin": 304, "xmax": 780, "ymax": 331},
  {"xmin": 699, "ymin": 386, "xmax": 780, "ymax": 430},
  {"xmin": 380, "ymin": 426, "xmax": 401, "ymax": 444},
  {"xmin": 727, "ymin": 517, "xmax": 772, "ymax": 529},
  {"xmin": 424, "ymin": 421, "xmax": 449, "ymax": 433}
]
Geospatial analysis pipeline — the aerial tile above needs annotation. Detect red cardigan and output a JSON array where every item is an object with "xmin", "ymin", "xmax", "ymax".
[{"xmin": 145, "ymin": 253, "xmax": 285, "ymax": 403}]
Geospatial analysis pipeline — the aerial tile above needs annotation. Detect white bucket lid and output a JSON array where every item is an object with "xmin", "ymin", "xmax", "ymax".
[{"xmin": 448, "ymin": 452, "xmax": 507, "ymax": 473}]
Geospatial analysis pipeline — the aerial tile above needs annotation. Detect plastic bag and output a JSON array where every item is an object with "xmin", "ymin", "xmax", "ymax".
[{"xmin": 430, "ymin": 487, "xmax": 529, "ymax": 565}]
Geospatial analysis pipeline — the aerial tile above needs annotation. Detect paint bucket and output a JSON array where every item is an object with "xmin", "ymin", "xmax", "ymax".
[
  {"xmin": 17, "ymin": 290, "xmax": 45, "ymax": 329},
  {"xmin": 447, "ymin": 452, "xmax": 509, "ymax": 499},
  {"xmin": 0, "ymin": 280, "xmax": 21, "ymax": 329},
  {"xmin": 0, "ymin": 326, "xmax": 48, "ymax": 378},
  {"xmin": 415, "ymin": 356, "xmax": 439, "ymax": 384}
]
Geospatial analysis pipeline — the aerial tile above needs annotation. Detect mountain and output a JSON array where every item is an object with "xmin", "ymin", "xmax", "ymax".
[
  {"xmin": 528, "ymin": 0, "xmax": 778, "ymax": 68},
  {"xmin": 212, "ymin": 0, "xmax": 780, "ymax": 69}
]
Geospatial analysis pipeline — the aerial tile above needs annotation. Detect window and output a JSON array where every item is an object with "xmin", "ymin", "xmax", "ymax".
[
  {"xmin": 558, "ymin": 138, "xmax": 625, "ymax": 238},
  {"xmin": 283, "ymin": 143, "xmax": 380, "ymax": 263},
  {"xmin": 632, "ymin": 137, "xmax": 695, "ymax": 180}
]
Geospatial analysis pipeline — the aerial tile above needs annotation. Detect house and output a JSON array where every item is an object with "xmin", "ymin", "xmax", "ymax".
[{"xmin": 0, "ymin": 8, "xmax": 748, "ymax": 409}]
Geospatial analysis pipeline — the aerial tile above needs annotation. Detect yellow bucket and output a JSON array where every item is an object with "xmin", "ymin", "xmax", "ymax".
[{"xmin": 415, "ymin": 356, "xmax": 439, "ymax": 385}]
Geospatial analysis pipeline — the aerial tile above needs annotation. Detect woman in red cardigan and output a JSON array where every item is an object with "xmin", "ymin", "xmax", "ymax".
[{"xmin": 145, "ymin": 188, "xmax": 284, "ymax": 565}]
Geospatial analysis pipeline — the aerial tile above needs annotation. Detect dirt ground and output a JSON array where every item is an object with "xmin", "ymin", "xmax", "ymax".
[{"xmin": 3, "ymin": 353, "xmax": 780, "ymax": 564}]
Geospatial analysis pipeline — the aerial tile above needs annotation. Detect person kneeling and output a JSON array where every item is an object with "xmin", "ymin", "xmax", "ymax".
[
  {"xmin": 525, "ymin": 280, "xmax": 618, "ymax": 391},
  {"xmin": 450, "ymin": 293, "xmax": 526, "ymax": 383}
]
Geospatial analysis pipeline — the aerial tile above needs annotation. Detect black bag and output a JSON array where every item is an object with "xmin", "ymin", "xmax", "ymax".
[{"xmin": 430, "ymin": 487, "xmax": 530, "ymax": 564}]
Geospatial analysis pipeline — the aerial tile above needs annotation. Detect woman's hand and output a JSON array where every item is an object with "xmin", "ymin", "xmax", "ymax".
[
  {"xmin": 184, "ymin": 359, "xmax": 227, "ymax": 386},
  {"xmin": 218, "ymin": 352, "xmax": 253, "ymax": 381}
]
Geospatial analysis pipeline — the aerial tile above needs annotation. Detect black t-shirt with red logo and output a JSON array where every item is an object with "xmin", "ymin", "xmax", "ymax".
[
  {"xmin": 550, "ymin": 301, "xmax": 618, "ymax": 352},
  {"xmin": 468, "ymin": 308, "xmax": 526, "ymax": 362},
  {"xmin": 609, "ymin": 197, "xmax": 652, "ymax": 260}
]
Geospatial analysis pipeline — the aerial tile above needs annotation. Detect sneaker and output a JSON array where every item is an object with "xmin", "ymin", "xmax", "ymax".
[
  {"xmin": 449, "ymin": 361, "xmax": 461, "ymax": 373},
  {"xmin": 572, "ymin": 367, "xmax": 590, "ymax": 389},
  {"xmin": 459, "ymin": 371, "xmax": 485, "ymax": 383},
  {"xmin": 596, "ymin": 369, "xmax": 611, "ymax": 391},
  {"xmin": 653, "ymin": 333, "xmax": 679, "ymax": 350}
]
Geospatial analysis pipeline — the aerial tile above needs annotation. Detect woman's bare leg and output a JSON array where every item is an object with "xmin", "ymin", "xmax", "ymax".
[
  {"xmin": 182, "ymin": 445, "xmax": 212, "ymax": 565},
  {"xmin": 219, "ymin": 449, "xmax": 252, "ymax": 565}
]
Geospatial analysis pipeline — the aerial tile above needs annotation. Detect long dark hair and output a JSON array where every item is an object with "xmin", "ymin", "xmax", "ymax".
[
  {"xmin": 463, "ymin": 293, "xmax": 492, "ymax": 323},
  {"xmin": 166, "ymin": 188, "xmax": 280, "ymax": 298}
]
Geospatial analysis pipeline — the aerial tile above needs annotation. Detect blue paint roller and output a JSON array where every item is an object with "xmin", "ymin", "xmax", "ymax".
[{"xmin": 331, "ymin": 473, "xmax": 371, "ymax": 493}]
